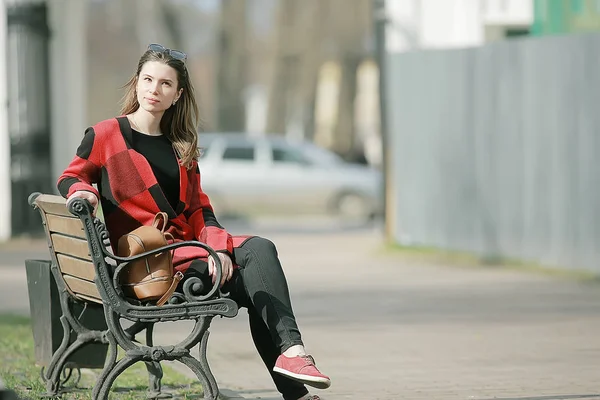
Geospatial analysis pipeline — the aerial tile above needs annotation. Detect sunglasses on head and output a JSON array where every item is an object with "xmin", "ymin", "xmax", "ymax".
[{"xmin": 147, "ymin": 43, "xmax": 187, "ymax": 62}]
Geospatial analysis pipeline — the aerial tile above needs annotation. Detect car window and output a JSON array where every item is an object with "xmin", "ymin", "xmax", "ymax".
[
  {"xmin": 222, "ymin": 145, "xmax": 255, "ymax": 161},
  {"xmin": 272, "ymin": 147, "xmax": 310, "ymax": 165}
]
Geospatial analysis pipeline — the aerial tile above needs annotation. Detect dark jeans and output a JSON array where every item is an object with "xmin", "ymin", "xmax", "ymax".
[{"xmin": 179, "ymin": 236, "xmax": 309, "ymax": 400}]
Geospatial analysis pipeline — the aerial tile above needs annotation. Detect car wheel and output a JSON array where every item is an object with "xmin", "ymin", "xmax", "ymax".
[{"xmin": 334, "ymin": 192, "xmax": 372, "ymax": 221}]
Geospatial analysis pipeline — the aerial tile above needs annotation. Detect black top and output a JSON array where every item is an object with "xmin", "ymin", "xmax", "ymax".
[{"xmin": 131, "ymin": 129, "xmax": 180, "ymax": 210}]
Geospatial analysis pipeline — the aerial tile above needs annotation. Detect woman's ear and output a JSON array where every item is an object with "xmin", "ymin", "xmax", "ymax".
[{"xmin": 173, "ymin": 88, "xmax": 184, "ymax": 106}]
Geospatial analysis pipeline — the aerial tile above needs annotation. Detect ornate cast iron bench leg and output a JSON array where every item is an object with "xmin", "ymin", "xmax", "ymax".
[
  {"xmin": 42, "ymin": 290, "xmax": 108, "ymax": 397},
  {"xmin": 198, "ymin": 319, "xmax": 218, "ymax": 399},
  {"xmin": 144, "ymin": 324, "xmax": 171, "ymax": 399},
  {"xmin": 92, "ymin": 309, "xmax": 220, "ymax": 400},
  {"xmin": 177, "ymin": 316, "xmax": 219, "ymax": 400},
  {"xmin": 91, "ymin": 329, "xmax": 118, "ymax": 400},
  {"xmin": 42, "ymin": 316, "xmax": 81, "ymax": 397},
  {"xmin": 123, "ymin": 321, "xmax": 169, "ymax": 398}
]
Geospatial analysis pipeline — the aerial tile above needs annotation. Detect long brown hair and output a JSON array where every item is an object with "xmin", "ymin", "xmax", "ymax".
[{"xmin": 120, "ymin": 49, "xmax": 200, "ymax": 169}]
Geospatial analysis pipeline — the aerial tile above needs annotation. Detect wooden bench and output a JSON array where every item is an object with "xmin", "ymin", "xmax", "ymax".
[{"xmin": 28, "ymin": 192, "xmax": 238, "ymax": 400}]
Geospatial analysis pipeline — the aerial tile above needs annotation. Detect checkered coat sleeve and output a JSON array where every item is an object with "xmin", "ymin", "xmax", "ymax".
[{"xmin": 57, "ymin": 117, "xmax": 238, "ymax": 268}]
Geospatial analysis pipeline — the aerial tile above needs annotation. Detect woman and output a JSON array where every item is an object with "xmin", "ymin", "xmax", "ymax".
[{"xmin": 57, "ymin": 44, "xmax": 330, "ymax": 400}]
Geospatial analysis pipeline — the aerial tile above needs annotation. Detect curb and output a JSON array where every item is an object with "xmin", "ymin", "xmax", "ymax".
[{"xmin": 219, "ymin": 388, "xmax": 246, "ymax": 399}]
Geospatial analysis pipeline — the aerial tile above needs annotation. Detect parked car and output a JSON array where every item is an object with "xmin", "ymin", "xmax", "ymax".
[{"xmin": 197, "ymin": 133, "xmax": 383, "ymax": 220}]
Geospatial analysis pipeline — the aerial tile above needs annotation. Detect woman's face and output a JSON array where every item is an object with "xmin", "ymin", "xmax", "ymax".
[{"xmin": 136, "ymin": 61, "xmax": 183, "ymax": 113}]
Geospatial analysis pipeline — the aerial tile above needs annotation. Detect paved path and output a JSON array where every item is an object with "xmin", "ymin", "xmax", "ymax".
[{"xmin": 4, "ymin": 221, "xmax": 600, "ymax": 400}]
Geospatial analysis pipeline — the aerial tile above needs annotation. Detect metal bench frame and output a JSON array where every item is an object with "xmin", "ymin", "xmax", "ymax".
[{"xmin": 29, "ymin": 193, "xmax": 238, "ymax": 400}]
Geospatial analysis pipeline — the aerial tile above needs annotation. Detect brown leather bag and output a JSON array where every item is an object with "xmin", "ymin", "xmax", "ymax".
[{"xmin": 117, "ymin": 212, "xmax": 183, "ymax": 306}]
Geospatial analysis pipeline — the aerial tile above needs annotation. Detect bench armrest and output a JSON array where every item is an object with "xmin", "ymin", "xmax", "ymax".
[
  {"xmin": 108, "ymin": 240, "xmax": 224, "ymax": 302},
  {"xmin": 66, "ymin": 197, "xmax": 238, "ymax": 321}
]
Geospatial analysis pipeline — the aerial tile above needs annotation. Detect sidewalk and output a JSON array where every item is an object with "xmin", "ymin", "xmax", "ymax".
[
  {"xmin": 154, "ymin": 227, "xmax": 600, "ymax": 400},
  {"xmin": 5, "ymin": 225, "xmax": 600, "ymax": 399}
]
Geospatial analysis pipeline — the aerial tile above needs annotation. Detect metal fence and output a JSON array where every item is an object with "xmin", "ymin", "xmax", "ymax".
[{"xmin": 385, "ymin": 32, "xmax": 600, "ymax": 272}]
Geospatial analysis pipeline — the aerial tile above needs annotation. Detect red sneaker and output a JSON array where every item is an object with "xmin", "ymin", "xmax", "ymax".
[{"xmin": 273, "ymin": 354, "xmax": 331, "ymax": 389}]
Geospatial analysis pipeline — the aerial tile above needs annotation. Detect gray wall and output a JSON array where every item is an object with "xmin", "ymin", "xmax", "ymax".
[{"xmin": 386, "ymin": 33, "xmax": 600, "ymax": 272}]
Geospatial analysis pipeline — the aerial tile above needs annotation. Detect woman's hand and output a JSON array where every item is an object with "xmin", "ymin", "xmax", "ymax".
[
  {"xmin": 208, "ymin": 252, "xmax": 234, "ymax": 287},
  {"xmin": 67, "ymin": 190, "xmax": 99, "ymax": 216}
]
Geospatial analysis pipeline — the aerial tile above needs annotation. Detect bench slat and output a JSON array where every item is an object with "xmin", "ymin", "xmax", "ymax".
[
  {"xmin": 34, "ymin": 194, "xmax": 72, "ymax": 217},
  {"xmin": 47, "ymin": 214, "xmax": 86, "ymax": 239},
  {"xmin": 75, "ymin": 293, "xmax": 104, "ymax": 305},
  {"xmin": 56, "ymin": 254, "xmax": 96, "ymax": 282},
  {"xmin": 63, "ymin": 275, "xmax": 102, "ymax": 303},
  {"xmin": 51, "ymin": 234, "xmax": 91, "ymax": 261}
]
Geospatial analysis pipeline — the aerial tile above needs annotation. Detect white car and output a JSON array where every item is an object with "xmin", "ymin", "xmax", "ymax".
[{"xmin": 197, "ymin": 133, "xmax": 383, "ymax": 220}]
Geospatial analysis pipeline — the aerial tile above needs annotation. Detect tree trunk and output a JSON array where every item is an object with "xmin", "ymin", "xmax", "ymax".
[
  {"xmin": 333, "ymin": 56, "xmax": 360, "ymax": 159},
  {"xmin": 265, "ymin": 0, "xmax": 293, "ymax": 135},
  {"xmin": 216, "ymin": 0, "xmax": 246, "ymax": 131}
]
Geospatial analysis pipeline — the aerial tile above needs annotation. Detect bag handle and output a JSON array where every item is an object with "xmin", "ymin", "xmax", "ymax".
[
  {"xmin": 152, "ymin": 212, "xmax": 169, "ymax": 233},
  {"xmin": 164, "ymin": 231, "xmax": 176, "ymax": 259},
  {"xmin": 156, "ymin": 231, "xmax": 178, "ymax": 306}
]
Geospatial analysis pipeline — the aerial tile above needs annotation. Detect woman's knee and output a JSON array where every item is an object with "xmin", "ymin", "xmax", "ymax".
[{"xmin": 243, "ymin": 236, "xmax": 278, "ymax": 256}]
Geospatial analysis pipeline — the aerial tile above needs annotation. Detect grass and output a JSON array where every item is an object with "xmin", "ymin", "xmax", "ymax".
[
  {"xmin": 0, "ymin": 314, "xmax": 205, "ymax": 399},
  {"xmin": 379, "ymin": 242, "xmax": 600, "ymax": 283}
]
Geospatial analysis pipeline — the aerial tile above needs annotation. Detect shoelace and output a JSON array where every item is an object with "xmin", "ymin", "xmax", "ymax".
[{"xmin": 301, "ymin": 355, "xmax": 317, "ymax": 366}]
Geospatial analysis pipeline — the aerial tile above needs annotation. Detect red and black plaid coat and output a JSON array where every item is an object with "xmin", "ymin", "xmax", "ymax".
[{"xmin": 57, "ymin": 116, "xmax": 251, "ymax": 272}]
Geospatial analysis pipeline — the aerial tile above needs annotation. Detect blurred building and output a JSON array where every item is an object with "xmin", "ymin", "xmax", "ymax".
[
  {"xmin": 531, "ymin": 0, "xmax": 600, "ymax": 35},
  {"xmin": 383, "ymin": 0, "xmax": 533, "ymax": 53}
]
